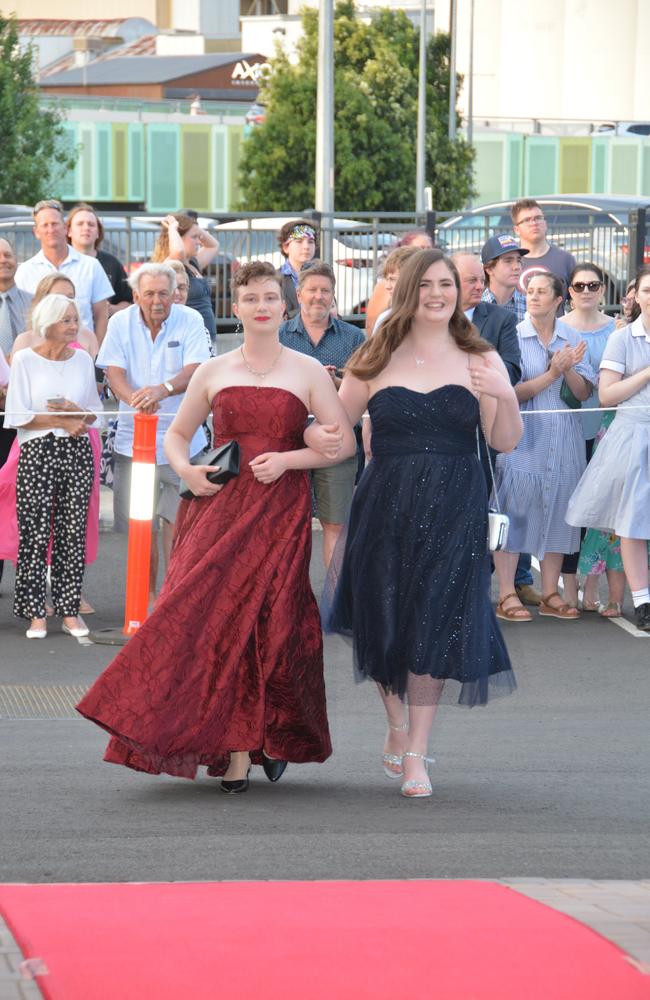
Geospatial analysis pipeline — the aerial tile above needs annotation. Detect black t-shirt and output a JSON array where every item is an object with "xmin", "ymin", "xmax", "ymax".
[{"xmin": 97, "ymin": 249, "xmax": 132, "ymax": 306}]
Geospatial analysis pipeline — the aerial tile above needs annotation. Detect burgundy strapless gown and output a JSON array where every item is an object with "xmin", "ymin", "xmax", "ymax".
[{"xmin": 77, "ymin": 386, "xmax": 332, "ymax": 778}]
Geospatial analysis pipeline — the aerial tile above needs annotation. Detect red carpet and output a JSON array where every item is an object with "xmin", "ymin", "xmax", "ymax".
[{"xmin": 1, "ymin": 881, "xmax": 648, "ymax": 1000}]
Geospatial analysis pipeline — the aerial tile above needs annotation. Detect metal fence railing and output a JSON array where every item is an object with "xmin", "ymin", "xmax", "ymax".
[{"xmin": 0, "ymin": 208, "xmax": 647, "ymax": 331}]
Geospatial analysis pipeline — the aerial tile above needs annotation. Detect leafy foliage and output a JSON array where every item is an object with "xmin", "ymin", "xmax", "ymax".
[
  {"xmin": 0, "ymin": 16, "xmax": 77, "ymax": 204},
  {"xmin": 239, "ymin": 1, "xmax": 475, "ymax": 213}
]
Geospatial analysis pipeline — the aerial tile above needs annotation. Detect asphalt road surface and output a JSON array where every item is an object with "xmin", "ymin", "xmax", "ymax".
[{"xmin": 1, "ymin": 530, "xmax": 648, "ymax": 884}]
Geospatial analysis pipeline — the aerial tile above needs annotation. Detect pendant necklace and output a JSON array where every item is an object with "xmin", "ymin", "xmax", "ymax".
[{"xmin": 240, "ymin": 344, "xmax": 284, "ymax": 381}]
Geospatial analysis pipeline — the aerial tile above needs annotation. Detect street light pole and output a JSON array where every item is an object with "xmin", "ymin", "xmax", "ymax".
[
  {"xmin": 467, "ymin": 0, "xmax": 475, "ymax": 148},
  {"xmin": 448, "ymin": 0, "xmax": 457, "ymax": 141},
  {"xmin": 415, "ymin": 0, "xmax": 427, "ymax": 214},
  {"xmin": 315, "ymin": 0, "xmax": 334, "ymax": 261}
]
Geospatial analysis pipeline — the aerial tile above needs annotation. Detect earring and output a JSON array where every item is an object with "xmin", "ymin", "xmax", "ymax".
[{"xmin": 235, "ymin": 320, "xmax": 242, "ymax": 335}]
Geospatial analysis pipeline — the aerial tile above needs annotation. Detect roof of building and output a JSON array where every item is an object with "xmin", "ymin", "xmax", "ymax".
[
  {"xmin": 40, "ymin": 52, "xmax": 266, "ymax": 86},
  {"xmin": 39, "ymin": 34, "xmax": 158, "ymax": 79},
  {"xmin": 17, "ymin": 18, "xmax": 152, "ymax": 38}
]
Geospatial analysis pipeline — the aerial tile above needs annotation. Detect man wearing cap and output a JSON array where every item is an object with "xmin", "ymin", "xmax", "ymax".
[
  {"xmin": 277, "ymin": 219, "xmax": 318, "ymax": 319},
  {"xmin": 481, "ymin": 234, "xmax": 528, "ymax": 323}
]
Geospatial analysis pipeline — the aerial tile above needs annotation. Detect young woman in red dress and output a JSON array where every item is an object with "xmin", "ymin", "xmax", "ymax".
[{"xmin": 77, "ymin": 262, "xmax": 356, "ymax": 793}]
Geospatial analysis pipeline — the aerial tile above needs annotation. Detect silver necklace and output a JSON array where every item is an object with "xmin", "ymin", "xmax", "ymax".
[{"xmin": 240, "ymin": 344, "xmax": 284, "ymax": 380}]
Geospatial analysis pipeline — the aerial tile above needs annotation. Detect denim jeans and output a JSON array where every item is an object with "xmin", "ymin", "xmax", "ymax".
[{"xmin": 515, "ymin": 552, "xmax": 533, "ymax": 587}]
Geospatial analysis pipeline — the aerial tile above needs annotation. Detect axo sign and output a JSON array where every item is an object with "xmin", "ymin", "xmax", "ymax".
[{"xmin": 231, "ymin": 60, "xmax": 271, "ymax": 87}]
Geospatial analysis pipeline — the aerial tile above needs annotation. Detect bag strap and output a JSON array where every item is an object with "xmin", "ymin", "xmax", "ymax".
[{"xmin": 476, "ymin": 423, "xmax": 502, "ymax": 514}]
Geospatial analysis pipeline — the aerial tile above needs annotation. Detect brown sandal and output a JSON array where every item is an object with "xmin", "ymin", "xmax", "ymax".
[
  {"xmin": 539, "ymin": 591, "xmax": 581, "ymax": 619},
  {"xmin": 496, "ymin": 592, "xmax": 533, "ymax": 622}
]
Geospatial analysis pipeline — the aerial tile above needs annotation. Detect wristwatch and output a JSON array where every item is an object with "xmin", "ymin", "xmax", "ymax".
[{"xmin": 163, "ymin": 381, "xmax": 174, "ymax": 396}]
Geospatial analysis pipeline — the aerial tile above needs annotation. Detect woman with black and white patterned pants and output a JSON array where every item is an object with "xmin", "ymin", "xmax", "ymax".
[
  {"xmin": 4, "ymin": 293, "xmax": 102, "ymax": 638},
  {"xmin": 15, "ymin": 434, "xmax": 94, "ymax": 621}
]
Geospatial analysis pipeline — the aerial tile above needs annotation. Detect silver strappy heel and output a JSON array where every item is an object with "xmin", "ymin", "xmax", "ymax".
[
  {"xmin": 383, "ymin": 720, "xmax": 408, "ymax": 779},
  {"xmin": 400, "ymin": 751, "xmax": 435, "ymax": 798}
]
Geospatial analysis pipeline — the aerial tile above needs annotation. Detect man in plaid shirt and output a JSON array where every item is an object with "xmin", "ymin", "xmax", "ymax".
[{"xmin": 481, "ymin": 234, "xmax": 528, "ymax": 323}]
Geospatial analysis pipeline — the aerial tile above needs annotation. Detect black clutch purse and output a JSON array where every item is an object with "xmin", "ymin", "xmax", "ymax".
[{"xmin": 178, "ymin": 440, "xmax": 240, "ymax": 500}]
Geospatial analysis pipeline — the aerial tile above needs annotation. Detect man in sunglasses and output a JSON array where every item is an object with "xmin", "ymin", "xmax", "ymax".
[{"xmin": 511, "ymin": 198, "xmax": 576, "ymax": 298}]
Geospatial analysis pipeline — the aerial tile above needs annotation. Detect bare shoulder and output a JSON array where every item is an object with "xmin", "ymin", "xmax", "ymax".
[{"xmin": 284, "ymin": 347, "xmax": 323, "ymax": 372}]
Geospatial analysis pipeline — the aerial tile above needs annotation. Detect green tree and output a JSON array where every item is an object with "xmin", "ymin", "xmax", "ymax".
[
  {"xmin": 0, "ymin": 15, "xmax": 77, "ymax": 204},
  {"xmin": 239, "ymin": 1, "xmax": 475, "ymax": 213}
]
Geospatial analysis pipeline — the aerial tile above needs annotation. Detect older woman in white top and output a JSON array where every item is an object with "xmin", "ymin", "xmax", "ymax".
[{"xmin": 4, "ymin": 294, "xmax": 102, "ymax": 639}]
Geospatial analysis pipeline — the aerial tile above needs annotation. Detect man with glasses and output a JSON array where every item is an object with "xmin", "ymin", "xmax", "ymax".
[
  {"xmin": 511, "ymin": 199, "xmax": 576, "ymax": 295},
  {"xmin": 16, "ymin": 199, "xmax": 114, "ymax": 344}
]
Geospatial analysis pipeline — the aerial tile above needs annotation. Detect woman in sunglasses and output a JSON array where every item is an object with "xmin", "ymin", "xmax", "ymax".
[
  {"xmin": 567, "ymin": 264, "xmax": 650, "ymax": 631},
  {"xmin": 559, "ymin": 264, "xmax": 619, "ymax": 613}
]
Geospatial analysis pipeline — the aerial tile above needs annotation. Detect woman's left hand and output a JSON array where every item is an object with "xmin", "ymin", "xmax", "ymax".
[
  {"xmin": 470, "ymin": 358, "xmax": 513, "ymax": 400},
  {"xmin": 249, "ymin": 452, "xmax": 287, "ymax": 483}
]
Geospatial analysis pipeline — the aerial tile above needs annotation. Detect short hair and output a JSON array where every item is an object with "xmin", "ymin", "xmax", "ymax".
[
  {"xmin": 526, "ymin": 271, "xmax": 564, "ymax": 299},
  {"xmin": 297, "ymin": 259, "xmax": 335, "ymax": 291},
  {"xmin": 231, "ymin": 261, "xmax": 283, "ymax": 302},
  {"xmin": 33, "ymin": 199, "xmax": 64, "ymax": 220},
  {"xmin": 383, "ymin": 245, "xmax": 421, "ymax": 276},
  {"xmin": 568, "ymin": 261, "xmax": 604, "ymax": 286},
  {"xmin": 277, "ymin": 218, "xmax": 320, "ymax": 257},
  {"xmin": 511, "ymin": 198, "xmax": 542, "ymax": 224},
  {"xmin": 167, "ymin": 260, "xmax": 189, "ymax": 284},
  {"xmin": 33, "ymin": 272, "xmax": 75, "ymax": 307},
  {"xmin": 0, "ymin": 237, "xmax": 16, "ymax": 258},
  {"xmin": 31, "ymin": 293, "xmax": 80, "ymax": 339},
  {"xmin": 395, "ymin": 229, "xmax": 434, "ymax": 249},
  {"xmin": 129, "ymin": 262, "xmax": 176, "ymax": 294},
  {"xmin": 66, "ymin": 203, "xmax": 105, "ymax": 250}
]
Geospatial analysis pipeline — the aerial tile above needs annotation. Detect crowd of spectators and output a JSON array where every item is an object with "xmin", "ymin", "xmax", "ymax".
[{"xmin": 0, "ymin": 195, "xmax": 648, "ymax": 637}]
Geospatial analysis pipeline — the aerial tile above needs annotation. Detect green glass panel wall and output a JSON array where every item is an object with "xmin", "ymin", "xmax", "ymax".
[
  {"xmin": 473, "ymin": 138, "xmax": 505, "ymax": 204},
  {"xmin": 228, "ymin": 126, "xmax": 244, "ymax": 209},
  {"xmin": 559, "ymin": 139, "xmax": 591, "ymax": 193},
  {"xmin": 55, "ymin": 122, "xmax": 79, "ymax": 201},
  {"xmin": 213, "ymin": 127, "xmax": 228, "ymax": 211},
  {"xmin": 525, "ymin": 139, "xmax": 558, "ymax": 196},
  {"xmin": 147, "ymin": 126, "xmax": 180, "ymax": 212},
  {"xmin": 78, "ymin": 125, "xmax": 95, "ymax": 200},
  {"xmin": 113, "ymin": 125, "xmax": 128, "ymax": 201},
  {"xmin": 507, "ymin": 136, "xmax": 523, "ymax": 199},
  {"xmin": 128, "ymin": 124, "xmax": 145, "ymax": 203},
  {"xmin": 610, "ymin": 142, "xmax": 640, "ymax": 195},
  {"xmin": 181, "ymin": 127, "xmax": 211, "ymax": 212},
  {"xmin": 592, "ymin": 140, "xmax": 608, "ymax": 194},
  {"xmin": 642, "ymin": 147, "xmax": 650, "ymax": 197},
  {"xmin": 96, "ymin": 125, "xmax": 111, "ymax": 200}
]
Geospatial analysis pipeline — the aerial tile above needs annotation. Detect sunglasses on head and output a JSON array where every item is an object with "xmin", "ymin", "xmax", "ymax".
[{"xmin": 571, "ymin": 280, "xmax": 602, "ymax": 293}]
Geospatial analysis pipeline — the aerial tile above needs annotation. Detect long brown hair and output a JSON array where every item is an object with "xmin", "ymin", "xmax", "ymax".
[
  {"xmin": 151, "ymin": 213, "xmax": 195, "ymax": 262},
  {"xmin": 348, "ymin": 249, "xmax": 491, "ymax": 381}
]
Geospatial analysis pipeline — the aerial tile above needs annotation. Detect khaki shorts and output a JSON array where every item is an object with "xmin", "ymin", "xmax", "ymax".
[
  {"xmin": 112, "ymin": 452, "xmax": 181, "ymax": 533},
  {"xmin": 311, "ymin": 455, "xmax": 357, "ymax": 525}
]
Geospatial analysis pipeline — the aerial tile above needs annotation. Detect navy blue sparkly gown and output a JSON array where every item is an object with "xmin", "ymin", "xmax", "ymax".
[{"xmin": 325, "ymin": 384, "xmax": 515, "ymax": 707}]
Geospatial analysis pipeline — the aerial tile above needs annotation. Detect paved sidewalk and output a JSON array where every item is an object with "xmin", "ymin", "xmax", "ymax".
[
  {"xmin": 1, "ymin": 881, "xmax": 648, "ymax": 998},
  {"xmin": 0, "ymin": 917, "xmax": 43, "ymax": 1000},
  {"xmin": 506, "ymin": 879, "xmax": 650, "ymax": 972}
]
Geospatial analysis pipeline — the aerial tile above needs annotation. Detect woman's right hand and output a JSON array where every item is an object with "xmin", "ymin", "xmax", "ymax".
[
  {"xmin": 549, "ymin": 341, "xmax": 586, "ymax": 376},
  {"xmin": 180, "ymin": 464, "xmax": 223, "ymax": 497}
]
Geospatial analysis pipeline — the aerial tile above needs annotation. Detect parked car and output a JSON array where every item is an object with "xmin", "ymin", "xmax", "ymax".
[
  {"xmin": 594, "ymin": 122, "xmax": 650, "ymax": 137},
  {"xmin": 437, "ymin": 195, "xmax": 650, "ymax": 300},
  {"xmin": 214, "ymin": 216, "xmax": 395, "ymax": 319}
]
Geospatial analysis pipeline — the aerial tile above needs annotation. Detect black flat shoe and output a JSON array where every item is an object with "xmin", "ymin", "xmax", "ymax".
[
  {"xmin": 262, "ymin": 755, "xmax": 288, "ymax": 783},
  {"xmin": 634, "ymin": 602, "xmax": 650, "ymax": 631},
  {"xmin": 220, "ymin": 769, "xmax": 250, "ymax": 794}
]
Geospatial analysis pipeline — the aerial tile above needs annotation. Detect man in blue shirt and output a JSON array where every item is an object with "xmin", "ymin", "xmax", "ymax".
[{"xmin": 280, "ymin": 260, "xmax": 365, "ymax": 566}]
